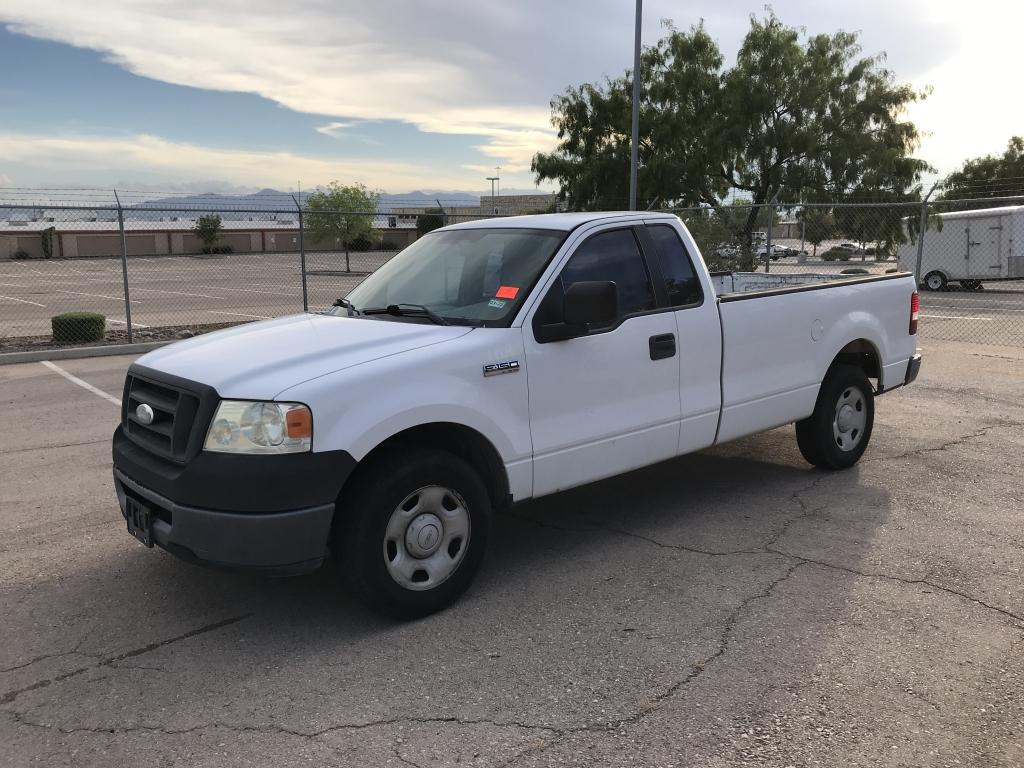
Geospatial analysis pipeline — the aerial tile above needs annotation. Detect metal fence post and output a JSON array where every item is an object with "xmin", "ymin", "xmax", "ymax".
[
  {"xmin": 113, "ymin": 189, "xmax": 133, "ymax": 342},
  {"xmin": 293, "ymin": 195, "xmax": 309, "ymax": 312},
  {"xmin": 913, "ymin": 199, "xmax": 929, "ymax": 287},
  {"xmin": 764, "ymin": 204, "xmax": 773, "ymax": 273}
]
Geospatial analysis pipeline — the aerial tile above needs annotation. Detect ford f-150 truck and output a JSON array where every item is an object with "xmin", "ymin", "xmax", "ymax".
[{"xmin": 112, "ymin": 211, "xmax": 922, "ymax": 617}]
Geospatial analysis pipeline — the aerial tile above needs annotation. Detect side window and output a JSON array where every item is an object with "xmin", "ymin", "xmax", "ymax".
[
  {"xmin": 542, "ymin": 229, "xmax": 655, "ymax": 329},
  {"xmin": 647, "ymin": 224, "xmax": 703, "ymax": 307}
]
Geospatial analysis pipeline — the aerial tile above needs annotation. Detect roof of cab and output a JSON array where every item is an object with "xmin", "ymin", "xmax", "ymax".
[{"xmin": 438, "ymin": 210, "xmax": 678, "ymax": 233}]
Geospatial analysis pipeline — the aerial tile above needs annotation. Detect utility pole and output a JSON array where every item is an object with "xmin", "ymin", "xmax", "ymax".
[
  {"xmin": 495, "ymin": 166, "xmax": 501, "ymax": 199},
  {"xmin": 628, "ymin": 0, "xmax": 642, "ymax": 211}
]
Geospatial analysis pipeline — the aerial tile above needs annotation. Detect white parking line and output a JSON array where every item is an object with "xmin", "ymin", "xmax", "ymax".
[
  {"xmin": 210, "ymin": 310, "xmax": 272, "ymax": 319},
  {"xmin": 39, "ymin": 361, "xmax": 122, "ymax": 407},
  {"xmin": 920, "ymin": 314, "xmax": 994, "ymax": 321},
  {"xmin": 107, "ymin": 317, "xmax": 152, "ymax": 328},
  {"xmin": 0, "ymin": 293, "xmax": 45, "ymax": 307},
  {"xmin": 56, "ymin": 289, "xmax": 138, "ymax": 303},
  {"xmin": 131, "ymin": 287, "xmax": 225, "ymax": 299}
]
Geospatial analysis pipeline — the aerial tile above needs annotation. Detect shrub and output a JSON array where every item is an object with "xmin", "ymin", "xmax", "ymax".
[
  {"xmin": 840, "ymin": 268, "xmax": 870, "ymax": 275},
  {"xmin": 885, "ymin": 267, "xmax": 898, "ymax": 274},
  {"xmin": 52, "ymin": 312, "xmax": 105, "ymax": 343},
  {"xmin": 821, "ymin": 246, "xmax": 854, "ymax": 261},
  {"xmin": 349, "ymin": 234, "xmax": 374, "ymax": 251},
  {"xmin": 200, "ymin": 244, "xmax": 234, "ymax": 254},
  {"xmin": 12, "ymin": 248, "xmax": 33, "ymax": 260}
]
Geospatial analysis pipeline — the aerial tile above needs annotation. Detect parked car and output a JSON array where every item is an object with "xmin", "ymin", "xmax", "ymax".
[{"xmin": 112, "ymin": 211, "xmax": 922, "ymax": 618}]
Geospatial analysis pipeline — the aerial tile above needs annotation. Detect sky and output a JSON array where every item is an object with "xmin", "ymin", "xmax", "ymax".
[{"xmin": 0, "ymin": 0, "xmax": 1020, "ymax": 195}]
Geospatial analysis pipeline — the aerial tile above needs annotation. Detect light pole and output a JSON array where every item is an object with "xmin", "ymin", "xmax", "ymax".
[
  {"xmin": 629, "ymin": 0, "xmax": 642, "ymax": 211},
  {"xmin": 486, "ymin": 177, "xmax": 499, "ymax": 213}
]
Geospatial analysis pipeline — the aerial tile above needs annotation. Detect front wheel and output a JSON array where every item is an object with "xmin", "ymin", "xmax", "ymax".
[
  {"xmin": 336, "ymin": 448, "xmax": 491, "ymax": 619},
  {"xmin": 796, "ymin": 365, "xmax": 875, "ymax": 470}
]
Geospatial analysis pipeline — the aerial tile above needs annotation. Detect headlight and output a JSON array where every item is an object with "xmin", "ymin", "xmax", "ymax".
[{"xmin": 204, "ymin": 401, "xmax": 312, "ymax": 454}]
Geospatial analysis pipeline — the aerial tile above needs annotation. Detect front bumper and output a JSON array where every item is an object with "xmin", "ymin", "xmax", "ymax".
[{"xmin": 112, "ymin": 426, "xmax": 356, "ymax": 574}]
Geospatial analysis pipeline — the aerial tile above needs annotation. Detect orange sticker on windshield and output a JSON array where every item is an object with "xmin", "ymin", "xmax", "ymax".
[{"xmin": 496, "ymin": 285, "xmax": 519, "ymax": 299}]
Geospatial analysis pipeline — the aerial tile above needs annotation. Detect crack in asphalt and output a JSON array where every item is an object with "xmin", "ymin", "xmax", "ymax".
[
  {"xmin": 768, "ymin": 549, "xmax": 1024, "ymax": 626},
  {"xmin": 0, "ymin": 614, "xmax": 251, "ymax": 706},
  {"xmin": 494, "ymin": 559, "xmax": 809, "ymax": 767},
  {"xmin": 867, "ymin": 420, "xmax": 1024, "ymax": 464},
  {"xmin": 5, "ymin": 710, "xmax": 560, "ymax": 740},
  {"xmin": 0, "ymin": 438, "xmax": 109, "ymax": 456}
]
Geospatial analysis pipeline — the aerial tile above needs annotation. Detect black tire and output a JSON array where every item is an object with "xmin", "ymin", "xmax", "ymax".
[
  {"xmin": 923, "ymin": 270, "xmax": 947, "ymax": 291},
  {"xmin": 795, "ymin": 364, "xmax": 875, "ymax": 470},
  {"xmin": 335, "ymin": 447, "xmax": 491, "ymax": 619}
]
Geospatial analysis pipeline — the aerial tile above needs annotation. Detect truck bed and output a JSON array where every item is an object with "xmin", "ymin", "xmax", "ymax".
[
  {"xmin": 711, "ymin": 271, "xmax": 875, "ymax": 298},
  {"xmin": 710, "ymin": 271, "xmax": 918, "ymax": 444}
]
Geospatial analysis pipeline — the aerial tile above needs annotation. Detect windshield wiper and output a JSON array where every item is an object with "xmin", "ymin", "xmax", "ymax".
[
  {"xmin": 362, "ymin": 303, "xmax": 450, "ymax": 326},
  {"xmin": 332, "ymin": 297, "xmax": 360, "ymax": 316}
]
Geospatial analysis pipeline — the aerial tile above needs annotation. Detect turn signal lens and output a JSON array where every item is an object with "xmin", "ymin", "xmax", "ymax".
[
  {"xmin": 909, "ymin": 290, "xmax": 919, "ymax": 335},
  {"xmin": 285, "ymin": 406, "xmax": 313, "ymax": 439}
]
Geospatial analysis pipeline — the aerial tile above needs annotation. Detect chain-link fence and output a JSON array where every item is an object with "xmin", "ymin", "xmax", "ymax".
[{"xmin": 2, "ymin": 189, "xmax": 1023, "ymax": 350}]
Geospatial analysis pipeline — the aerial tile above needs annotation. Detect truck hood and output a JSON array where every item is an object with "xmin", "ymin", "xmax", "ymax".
[{"xmin": 135, "ymin": 314, "xmax": 473, "ymax": 399}]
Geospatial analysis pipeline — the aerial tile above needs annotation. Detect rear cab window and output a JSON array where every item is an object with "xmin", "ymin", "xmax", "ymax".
[{"xmin": 645, "ymin": 224, "xmax": 704, "ymax": 308}]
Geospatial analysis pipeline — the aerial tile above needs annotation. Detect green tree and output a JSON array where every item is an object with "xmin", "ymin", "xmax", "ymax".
[
  {"xmin": 941, "ymin": 136, "xmax": 1024, "ymax": 204},
  {"xmin": 304, "ymin": 182, "xmax": 381, "ymax": 270},
  {"xmin": 193, "ymin": 214, "xmax": 223, "ymax": 251},
  {"xmin": 532, "ymin": 22, "xmax": 724, "ymax": 210},
  {"xmin": 533, "ymin": 12, "xmax": 931, "ymax": 256},
  {"xmin": 799, "ymin": 208, "xmax": 837, "ymax": 258},
  {"xmin": 416, "ymin": 207, "xmax": 446, "ymax": 236}
]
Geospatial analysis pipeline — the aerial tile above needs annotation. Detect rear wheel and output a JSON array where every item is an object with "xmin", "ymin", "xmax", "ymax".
[
  {"xmin": 923, "ymin": 271, "xmax": 947, "ymax": 291},
  {"xmin": 796, "ymin": 365, "xmax": 875, "ymax": 470},
  {"xmin": 336, "ymin": 448, "xmax": 491, "ymax": 619}
]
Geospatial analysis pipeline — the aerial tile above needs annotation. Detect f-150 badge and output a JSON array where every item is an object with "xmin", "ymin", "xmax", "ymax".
[{"xmin": 483, "ymin": 360, "xmax": 520, "ymax": 377}]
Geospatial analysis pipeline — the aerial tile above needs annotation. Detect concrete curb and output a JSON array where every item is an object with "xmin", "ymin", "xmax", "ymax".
[{"xmin": 0, "ymin": 341, "xmax": 171, "ymax": 366}]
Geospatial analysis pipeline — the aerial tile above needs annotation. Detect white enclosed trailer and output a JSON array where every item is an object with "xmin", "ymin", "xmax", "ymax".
[{"xmin": 898, "ymin": 205, "xmax": 1024, "ymax": 290}]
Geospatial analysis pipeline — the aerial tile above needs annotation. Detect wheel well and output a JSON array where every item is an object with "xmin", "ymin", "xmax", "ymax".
[
  {"xmin": 344, "ymin": 423, "xmax": 511, "ymax": 510},
  {"xmin": 831, "ymin": 339, "xmax": 881, "ymax": 387}
]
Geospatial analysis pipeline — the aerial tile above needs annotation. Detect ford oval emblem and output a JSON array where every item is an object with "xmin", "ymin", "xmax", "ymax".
[{"xmin": 135, "ymin": 403, "xmax": 155, "ymax": 425}]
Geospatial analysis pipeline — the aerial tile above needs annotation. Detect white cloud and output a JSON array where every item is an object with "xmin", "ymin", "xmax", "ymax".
[
  {"xmin": 0, "ymin": 1, "xmax": 557, "ymax": 166},
  {"xmin": 1, "ymin": 0, "xmax": 1021, "ymax": 185},
  {"xmin": 0, "ymin": 132, "xmax": 487, "ymax": 191},
  {"xmin": 315, "ymin": 122, "xmax": 356, "ymax": 138}
]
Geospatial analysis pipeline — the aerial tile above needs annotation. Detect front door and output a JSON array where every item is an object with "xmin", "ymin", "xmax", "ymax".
[{"xmin": 523, "ymin": 226, "xmax": 681, "ymax": 497}]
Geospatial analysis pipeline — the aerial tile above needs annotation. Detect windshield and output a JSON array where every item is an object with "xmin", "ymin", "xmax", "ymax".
[{"xmin": 340, "ymin": 228, "xmax": 565, "ymax": 327}]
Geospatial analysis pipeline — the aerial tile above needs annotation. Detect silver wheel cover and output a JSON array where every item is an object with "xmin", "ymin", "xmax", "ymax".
[
  {"xmin": 832, "ymin": 385, "xmax": 868, "ymax": 452},
  {"xmin": 382, "ymin": 485, "xmax": 471, "ymax": 591}
]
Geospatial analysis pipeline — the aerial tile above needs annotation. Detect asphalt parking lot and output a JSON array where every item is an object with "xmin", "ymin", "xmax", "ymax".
[
  {"xmin": 3, "ymin": 253, "xmax": 1024, "ymax": 347},
  {"xmin": 2, "ymin": 339, "xmax": 1024, "ymax": 767}
]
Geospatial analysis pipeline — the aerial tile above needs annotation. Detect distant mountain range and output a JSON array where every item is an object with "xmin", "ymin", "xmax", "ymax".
[{"xmin": 129, "ymin": 187, "xmax": 550, "ymax": 213}]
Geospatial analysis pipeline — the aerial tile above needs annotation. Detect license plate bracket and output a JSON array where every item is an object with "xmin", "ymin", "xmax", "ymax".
[{"xmin": 125, "ymin": 496, "xmax": 153, "ymax": 547}]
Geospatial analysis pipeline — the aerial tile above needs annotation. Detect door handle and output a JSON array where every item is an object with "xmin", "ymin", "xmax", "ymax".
[{"xmin": 649, "ymin": 333, "xmax": 676, "ymax": 361}]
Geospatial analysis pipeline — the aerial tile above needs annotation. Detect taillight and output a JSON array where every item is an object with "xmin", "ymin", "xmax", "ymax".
[{"xmin": 909, "ymin": 290, "xmax": 919, "ymax": 335}]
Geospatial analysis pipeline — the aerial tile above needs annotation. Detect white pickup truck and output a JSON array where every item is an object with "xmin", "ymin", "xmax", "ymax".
[{"xmin": 112, "ymin": 212, "xmax": 921, "ymax": 617}]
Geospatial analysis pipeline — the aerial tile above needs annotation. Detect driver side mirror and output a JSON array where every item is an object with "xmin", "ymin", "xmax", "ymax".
[{"xmin": 535, "ymin": 280, "xmax": 618, "ymax": 342}]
